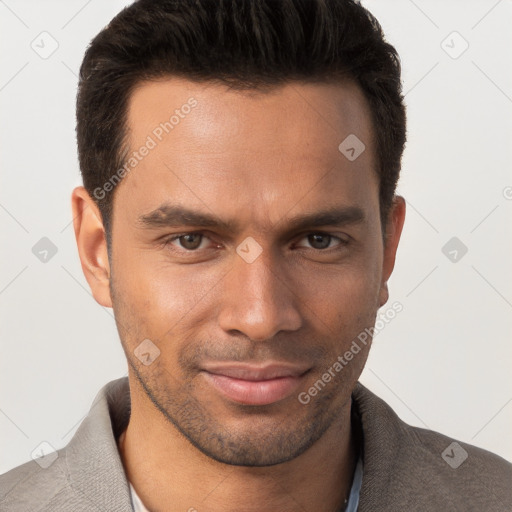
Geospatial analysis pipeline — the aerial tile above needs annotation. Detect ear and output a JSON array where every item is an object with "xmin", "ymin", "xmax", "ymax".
[
  {"xmin": 71, "ymin": 186, "xmax": 112, "ymax": 308},
  {"xmin": 378, "ymin": 195, "xmax": 406, "ymax": 308}
]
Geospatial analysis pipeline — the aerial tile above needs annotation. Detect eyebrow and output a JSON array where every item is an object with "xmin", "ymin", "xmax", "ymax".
[{"xmin": 137, "ymin": 203, "xmax": 365, "ymax": 234}]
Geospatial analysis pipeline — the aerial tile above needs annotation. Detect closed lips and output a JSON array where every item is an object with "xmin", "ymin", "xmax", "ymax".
[
  {"xmin": 201, "ymin": 364, "xmax": 310, "ymax": 380},
  {"xmin": 201, "ymin": 363, "xmax": 311, "ymax": 405}
]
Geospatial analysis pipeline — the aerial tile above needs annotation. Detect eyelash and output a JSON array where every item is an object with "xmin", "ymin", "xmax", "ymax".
[{"xmin": 161, "ymin": 231, "xmax": 349, "ymax": 253}]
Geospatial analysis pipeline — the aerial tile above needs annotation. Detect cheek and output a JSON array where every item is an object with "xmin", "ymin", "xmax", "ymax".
[
  {"xmin": 113, "ymin": 246, "xmax": 229, "ymax": 338},
  {"xmin": 298, "ymin": 254, "xmax": 382, "ymax": 328},
  {"xmin": 147, "ymin": 262, "xmax": 226, "ymax": 314}
]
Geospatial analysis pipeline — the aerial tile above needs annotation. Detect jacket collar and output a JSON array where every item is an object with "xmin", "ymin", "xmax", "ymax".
[
  {"xmin": 66, "ymin": 377, "xmax": 133, "ymax": 511},
  {"xmin": 351, "ymin": 381, "xmax": 404, "ymax": 510}
]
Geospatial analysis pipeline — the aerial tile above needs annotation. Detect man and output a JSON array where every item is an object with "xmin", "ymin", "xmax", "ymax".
[{"xmin": 1, "ymin": 0, "xmax": 510, "ymax": 510}]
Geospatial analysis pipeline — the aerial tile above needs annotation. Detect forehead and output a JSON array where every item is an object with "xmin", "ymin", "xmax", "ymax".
[
  {"xmin": 127, "ymin": 77, "xmax": 374, "ymax": 156},
  {"xmin": 117, "ymin": 77, "xmax": 378, "ymax": 231}
]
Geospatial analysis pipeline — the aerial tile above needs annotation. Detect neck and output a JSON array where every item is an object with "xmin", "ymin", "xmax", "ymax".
[{"xmin": 118, "ymin": 378, "xmax": 357, "ymax": 512}]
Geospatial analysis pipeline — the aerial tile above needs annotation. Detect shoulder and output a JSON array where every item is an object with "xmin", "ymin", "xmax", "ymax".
[
  {"xmin": 0, "ymin": 449, "xmax": 78, "ymax": 511},
  {"xmin": 353, "ymin": 382, "xmax": 512, "ymax": 511},
  {"xmin": 0, "ymin": 377, "xmax": 133, "ymax": 511},
  {"xmin": 399, "ymin": 423, "xmax": 511, "ymax": 511}
]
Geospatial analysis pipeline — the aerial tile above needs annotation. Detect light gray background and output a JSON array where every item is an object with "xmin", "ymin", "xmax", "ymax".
[{"xmin": 1, "ymin": 0, "xmax": 511, "ymax": 474}]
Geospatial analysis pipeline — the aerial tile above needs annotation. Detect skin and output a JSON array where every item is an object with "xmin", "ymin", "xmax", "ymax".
[{"xmin": 72, "ymin": 77, "xmax": 405, "ymax": 512}]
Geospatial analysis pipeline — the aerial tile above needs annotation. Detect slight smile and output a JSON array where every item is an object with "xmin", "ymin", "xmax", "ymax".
[{"xmin": 201, "ymin": 363, "xmax": 311, "ymax": 406}]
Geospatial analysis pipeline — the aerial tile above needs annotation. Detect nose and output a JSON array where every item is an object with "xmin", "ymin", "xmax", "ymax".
[{"xmin": 217, "ymin": 245, "xmax": 303, "ymax": 341}]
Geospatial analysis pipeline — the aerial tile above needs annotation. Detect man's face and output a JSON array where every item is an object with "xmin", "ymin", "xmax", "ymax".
[{"xmin": 105, "ymin": 78, "xmax": 396, "ymax": 466}]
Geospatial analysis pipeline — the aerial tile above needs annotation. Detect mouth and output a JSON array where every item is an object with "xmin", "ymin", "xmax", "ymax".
[{"xmin": 201, "ymin": 363, "xmax": 311, "ymax": 406}]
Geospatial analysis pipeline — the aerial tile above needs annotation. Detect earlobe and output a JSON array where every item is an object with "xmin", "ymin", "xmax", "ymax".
[
  {"xmin": 379, "ymin": 195, "xmax": 406, "ymax": 307},
  {"xmin": 378, "ymin": 281, "xmax": 389, "ymax": 308},
  {"xmin": 71, "ymin": 186, "xmax": 113, "ymax": 308}
]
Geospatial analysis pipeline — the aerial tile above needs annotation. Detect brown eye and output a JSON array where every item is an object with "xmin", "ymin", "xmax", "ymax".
[
  {"xmin": 307, "ymin": 233, "xmax": 332, "ymax": 250},
  {"xmin": 294, "ymin": 232, "xmax": 348, "ymax": 252},
  {"xmin": 176, "ymin": 233, "xmax": 203, "ymax": 250}
]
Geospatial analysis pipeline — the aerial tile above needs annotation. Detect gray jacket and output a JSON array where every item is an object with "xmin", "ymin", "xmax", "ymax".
[{"xmin": 1, "ymin": 376, "xmax": 511, "ymax": 511}]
